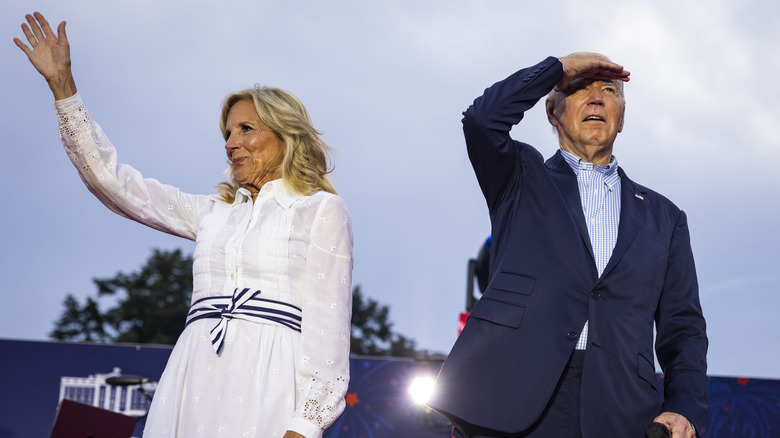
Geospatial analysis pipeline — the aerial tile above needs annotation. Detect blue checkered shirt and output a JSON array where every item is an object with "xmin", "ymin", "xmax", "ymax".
[{"xmin": 560, "ymin": 149, "xmax": 621, "ymax": 350}]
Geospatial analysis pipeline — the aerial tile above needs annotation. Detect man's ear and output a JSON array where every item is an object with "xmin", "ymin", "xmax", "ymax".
[
  {"xmin": 617, "ymin": 103, "xmax": 625, "ymax": 133},
  {"xmin": 545, "ymin": 98, "xmax": 559, "ymax": 127}
]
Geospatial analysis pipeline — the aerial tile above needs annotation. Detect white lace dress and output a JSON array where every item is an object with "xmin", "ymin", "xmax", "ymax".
[{"xmin": 55, "ymin": 93, "xmax": 353, "ymax": 438}]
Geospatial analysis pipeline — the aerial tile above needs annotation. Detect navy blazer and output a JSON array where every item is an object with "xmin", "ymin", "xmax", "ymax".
[{"xmin": 429, "ymin": 57, "xmax": 708, "ymax": 437}]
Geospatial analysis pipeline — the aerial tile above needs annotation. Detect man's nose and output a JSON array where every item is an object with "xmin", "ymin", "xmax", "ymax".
[{"xmin": 588, "ymin": 89, "xmax": 604, "ymax": 105}]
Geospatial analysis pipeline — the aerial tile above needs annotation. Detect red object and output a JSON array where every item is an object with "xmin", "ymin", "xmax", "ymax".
[
  {"xmin": 345, "ymin": 392, "xmax": 360, "ymax": 408},
  {"xmin": 459, "ymin": 312, "xmax": 470, "ymax": 334},
  {"xmin": 50, "ymin": 399, "xmax": 136, "ymax": 438}
]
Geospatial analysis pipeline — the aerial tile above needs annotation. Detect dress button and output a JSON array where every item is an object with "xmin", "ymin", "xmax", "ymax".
[
  {"xmin": 591, "ymin": 291, "xmax": 600, "ymax": 300},
  {"xmin": 567, "ymin": 331, "xmax": 578, "ymax": 340},
  {"xmin": 231, "ymin": 273, "xmax": 236, "ymax": 280}
]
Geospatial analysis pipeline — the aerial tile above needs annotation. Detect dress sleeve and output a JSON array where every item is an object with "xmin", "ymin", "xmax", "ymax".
[
  {"xmin": 54, "ymin": 93, "xmax": 208, "ymax": 241},
  {"xmin": 288, "ymin": 195, "xmax": 354, "ymax": 438}
]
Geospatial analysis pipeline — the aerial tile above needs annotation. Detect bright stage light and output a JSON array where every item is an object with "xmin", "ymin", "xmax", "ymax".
[{"xmin": 408, "ymin": 376, "xmax": 436, "ymax": 405}]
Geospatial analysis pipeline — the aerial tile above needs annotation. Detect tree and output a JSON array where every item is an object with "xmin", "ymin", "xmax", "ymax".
[
  {"xmin": 350, "ymin": 285, "xmax": 394, "ymax": 355},
  {"xmin": 51, "ymin": 250, "xmax": 431, "ymax": 357},
  {"xmin": 50, "ymin": 295, "xmax": 111, "ymax": 342},
  {"xmin": 96, "ymin": 248, "xmax": 193, "ymax": 344},
  {"xmin": 350, "ymin": 285, "xmax": 428, "ymax": 358},
  {"xmin": 50, "ymin": 248, "xmax": 193, "ymax": 344}
]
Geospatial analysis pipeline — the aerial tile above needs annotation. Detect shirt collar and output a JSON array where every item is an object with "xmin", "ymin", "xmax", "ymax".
[
  {"xmin": 233, "ymin": 179, "xmax": 303, "ymax": 209},
  {"xmin": 560, "ymin": 149, "xmax": 619, "ymax": 177}
]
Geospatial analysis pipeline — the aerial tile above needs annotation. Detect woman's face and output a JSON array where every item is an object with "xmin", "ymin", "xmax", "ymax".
[{"xmin": 224, "ymin": 99, "xmax": 284, "ymax": 191}]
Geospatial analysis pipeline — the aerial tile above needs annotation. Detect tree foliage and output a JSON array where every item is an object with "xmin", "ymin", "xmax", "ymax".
[
  {"xmin": 350, "ymin": 285, "xmax": 421, "ymax": 358},
  {"xmin": 50, "ymin": 248, "xmax": 192, "ymax": 344},
  {"xmin": 50, "ymin": 295, "xmax": 110, "ymax": 342},
  {"xmin": 51, "ymin": 249, "xmax": 428, "ymax": 357}
]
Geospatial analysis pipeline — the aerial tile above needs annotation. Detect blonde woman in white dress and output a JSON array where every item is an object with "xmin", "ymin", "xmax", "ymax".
[{"xmin": 15, "ymin": 12, "xmax": 353, "ymax": 438}]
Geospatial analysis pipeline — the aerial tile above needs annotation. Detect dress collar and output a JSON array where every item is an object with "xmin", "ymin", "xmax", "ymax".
[{"xmin": 233, "ymin": 179, "xmax": 303, "ymax": 209}]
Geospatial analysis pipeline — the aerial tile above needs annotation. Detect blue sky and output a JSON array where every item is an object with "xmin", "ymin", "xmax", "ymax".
[{"xmin": 2, "ymin": 0, "xmax": 779, "ymax": 378}]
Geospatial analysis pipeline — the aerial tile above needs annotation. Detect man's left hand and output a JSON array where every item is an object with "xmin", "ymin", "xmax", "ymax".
[{"xmin": 653, "ymin": 412, "xmax": 696, "ymax": 438}]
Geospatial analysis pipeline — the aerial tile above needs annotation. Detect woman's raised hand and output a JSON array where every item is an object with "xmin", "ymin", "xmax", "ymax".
[{"xmin": 14, "ymin": 12, "xmax": 77, "ymax": 100}]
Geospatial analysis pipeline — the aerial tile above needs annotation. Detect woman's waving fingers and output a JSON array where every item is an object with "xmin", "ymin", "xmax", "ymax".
[{"xmin": 14, "ymin": 12, "xmax": 77, "ymax": 100}]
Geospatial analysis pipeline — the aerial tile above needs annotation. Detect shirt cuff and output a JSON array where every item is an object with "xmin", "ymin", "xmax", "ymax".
[
  {"xmin": 53, "ymin": 92, "xmax": 83, "ymax": 114},
  {"xmin": 286, "ymin": 416, "xmax": 323, "ymax": 438}
]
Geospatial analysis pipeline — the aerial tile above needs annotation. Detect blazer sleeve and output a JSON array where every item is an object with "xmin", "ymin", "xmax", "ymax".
[
  {"xmin": 462, "ymin": 56, "xmax": 563, "ymax": 210},
  {"xmin": 654, "ymin": 209, "xmax": 709, "ymax": 428}
]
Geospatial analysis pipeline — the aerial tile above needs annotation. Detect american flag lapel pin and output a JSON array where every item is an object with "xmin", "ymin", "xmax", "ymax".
[{"xmin": 635, "ymin": 193, "xmax": 644, "ymax": 200}]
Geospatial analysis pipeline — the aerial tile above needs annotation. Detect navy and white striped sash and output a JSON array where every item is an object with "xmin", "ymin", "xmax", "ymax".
[{"xmin": 185, "ymin": 288, "xmax": 302, "ymax": 354}]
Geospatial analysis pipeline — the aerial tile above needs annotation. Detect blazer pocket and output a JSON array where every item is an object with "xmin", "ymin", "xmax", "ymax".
[
  {"xmin": 469, "ymin": 298, "xmax": 526, "ymax": 328},
  {"xmin": 488, "ymin": 272, "xmax": 537, "ymax": 304},
  {"xmin": 636, "ymin": 352, "xmax": 658, "ymax": 391}
]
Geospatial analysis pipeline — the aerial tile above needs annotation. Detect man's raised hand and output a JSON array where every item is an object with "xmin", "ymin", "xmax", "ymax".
[{"xmin": 557, "ymin": 53, "xmax": 630, "ymax": 93}]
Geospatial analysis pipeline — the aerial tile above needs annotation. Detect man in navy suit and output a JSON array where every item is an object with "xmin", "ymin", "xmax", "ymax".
[{"xmin": 428, "ymin": 54, "xmax": 708, "ymax": 438}]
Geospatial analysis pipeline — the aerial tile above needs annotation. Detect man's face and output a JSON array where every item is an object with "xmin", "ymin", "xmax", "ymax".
[{"xmin": 550, "ymin": 79, "xmax": 625, "ymax": 154}]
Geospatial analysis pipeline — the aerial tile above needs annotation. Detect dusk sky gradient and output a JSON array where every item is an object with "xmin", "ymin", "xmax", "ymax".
[{"xmin": 2, "ymin": 0, "xmax": 779, "ymax": 378}]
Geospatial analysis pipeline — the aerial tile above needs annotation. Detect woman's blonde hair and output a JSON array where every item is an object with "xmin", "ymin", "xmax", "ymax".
[{"xmin": 216, "ymin": 86, "xmax": 336, "ymax": 203}]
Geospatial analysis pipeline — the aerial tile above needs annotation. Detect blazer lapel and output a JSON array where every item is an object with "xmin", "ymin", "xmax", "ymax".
[
  {"xmin": 545, "ymin": 151, "xmax": 595, "ymax": 260},
  {"xmin": 600, "ymin": 167, "xmax": 648, "ymax": 279}
]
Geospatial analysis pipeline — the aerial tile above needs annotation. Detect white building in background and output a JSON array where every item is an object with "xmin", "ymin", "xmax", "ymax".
[{"xmin": 59, "ymin": 368, "xmax": 157, "ymax": 417}]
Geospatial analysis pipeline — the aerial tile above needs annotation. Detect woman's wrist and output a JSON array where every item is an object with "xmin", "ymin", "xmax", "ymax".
[{"xmin": 48, "ymin": 72, "xmax": 77, "ymax": 100}]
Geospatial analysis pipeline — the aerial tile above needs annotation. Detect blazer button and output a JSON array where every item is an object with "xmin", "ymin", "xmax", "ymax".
[
  {"xmin": 567, "ymin": 331, "xmax": 578, "ymax": 340},
  {"xmin": 591, "ymin": 291, "xmax": 601, "ymax": 300}
]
